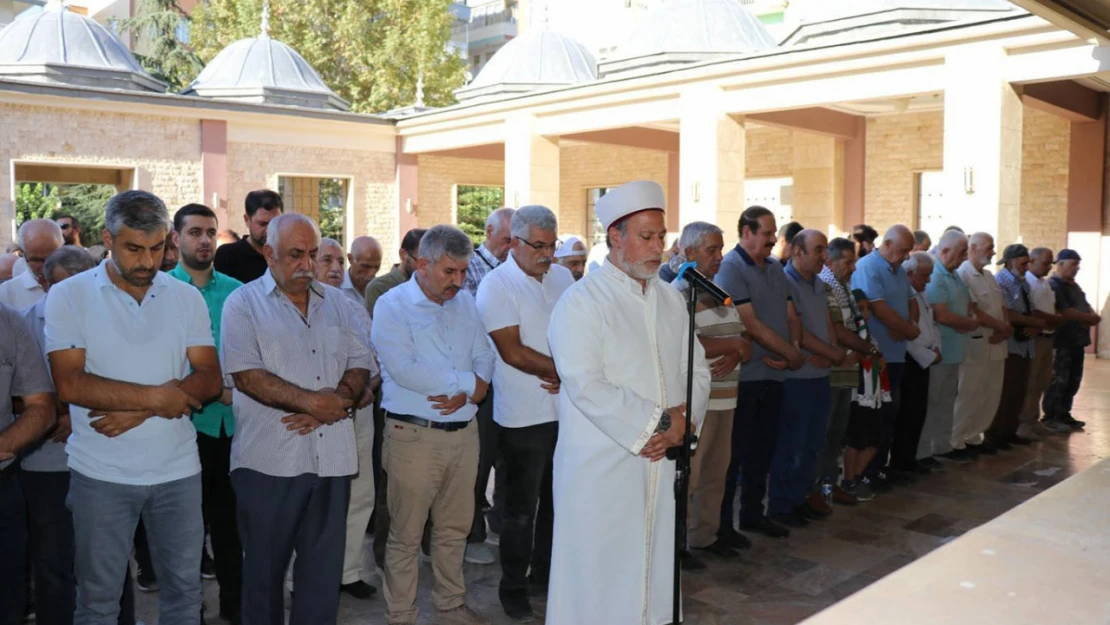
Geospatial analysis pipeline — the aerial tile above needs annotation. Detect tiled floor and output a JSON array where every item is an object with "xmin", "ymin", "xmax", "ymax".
[{"xmin": 137, "ymin": 359, "xmax": 1110, "ymax": 625}]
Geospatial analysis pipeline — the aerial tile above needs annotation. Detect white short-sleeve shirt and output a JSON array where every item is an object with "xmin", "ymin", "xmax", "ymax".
[
  {"xmin": 476, "ymin": 253, "xmax": 574, "ymax": 428},
  {"xmin": 0, "ymin": 269, "xmax": 45, "ymax": 310},
  {"xmin": 44, "ymin": 262, "xmax": 213, "ymax": 485}
]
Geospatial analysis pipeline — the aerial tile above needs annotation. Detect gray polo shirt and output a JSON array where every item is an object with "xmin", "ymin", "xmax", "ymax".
[
  {"xmin": 784, "ymin": 261, "xmax": 832, "ymax": 380},
  {"xmin": 0, "ymin": 302, "xmax": 54, "ymax": 471},
  {"xmin": 714, "ymin": 245, "xmax": 792, "ymax": 383}
]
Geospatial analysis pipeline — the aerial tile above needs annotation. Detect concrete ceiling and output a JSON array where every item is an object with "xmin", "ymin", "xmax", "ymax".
[{"xmin": 1008, "ymin": 0, "xmax": 1110, "ymax": 43}]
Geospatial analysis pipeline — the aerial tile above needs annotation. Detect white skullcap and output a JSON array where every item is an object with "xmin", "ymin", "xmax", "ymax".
[
  {"xmin": 595, "ymin": 181, "xmax": 665, "ymax": 231},
  {"xmin": 554, "ymin": 236, "xmax": 587, "ymax": 259}
]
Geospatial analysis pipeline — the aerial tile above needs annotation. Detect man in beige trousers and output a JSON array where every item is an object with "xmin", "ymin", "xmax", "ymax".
[{"xmin": 1022, "ymin": 247, "xmax": 1066, "ymax": 437}]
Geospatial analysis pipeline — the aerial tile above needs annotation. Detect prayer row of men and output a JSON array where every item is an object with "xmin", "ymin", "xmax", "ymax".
[{"xmin": 0, "ymin": 181, "xmax": 1099, "ymax": 625}]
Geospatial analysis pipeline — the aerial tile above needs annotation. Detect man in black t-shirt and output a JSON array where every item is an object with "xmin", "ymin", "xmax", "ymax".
[
  {"xmin": 1043, "ymin": 249, "xmax": 1101, "ymax": 431},
  {"xmin": 213, "ymin": 189, "xmax": 284, "ymax": 283}
]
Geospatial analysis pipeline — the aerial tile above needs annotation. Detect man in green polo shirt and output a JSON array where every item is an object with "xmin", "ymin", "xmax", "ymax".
[{"xmin": 169, "ymin": 203, "xmax": 244, "ymax": 625}]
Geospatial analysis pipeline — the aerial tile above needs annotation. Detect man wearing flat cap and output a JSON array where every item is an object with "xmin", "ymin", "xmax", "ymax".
[
  {"xmin": 553, "ymin": 236, "xmax": 587, "ymax": 281},
  {"xmin": 1043, "ymin": 249, "xmax": 1100, "ymax": 431},
  {"xmin": 545, "ymin": 180, "xmax": 711, "ymax": 625},
  {"xmin": 984, "ymin": 244, "xmax": 1045, "ymax": 447}
]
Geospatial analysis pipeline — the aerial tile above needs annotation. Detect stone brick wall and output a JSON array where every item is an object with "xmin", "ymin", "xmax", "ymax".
[
  {"xmin": 1019, "ymin": 106, "xmax": 1070, "ymax": 252},
  {"xmin": 0, "ymin": 102, "xmax": 203, "ymax": 247},
  {"xmin": 864, "ymin": 111, "xmax": 944, "ymax": 228},
  {"xmin": 558, "ymin": 143, "xmax": 669, "ymax": 241},
  {"xmin": 416, "ymin": 155, "xmax": 505, "ymax": 229},
  {"xmin": 227, "ymin": 142, "xmax": 396, "ymax": 253},
  {"xmin": 745, "ymin": 124, "xmax": 793, "ymax": 179}
]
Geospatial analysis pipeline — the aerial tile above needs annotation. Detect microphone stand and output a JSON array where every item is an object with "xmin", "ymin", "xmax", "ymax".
[{"xmin": 668, "ymin": 277, "xmax": 699, "ymax": 625}]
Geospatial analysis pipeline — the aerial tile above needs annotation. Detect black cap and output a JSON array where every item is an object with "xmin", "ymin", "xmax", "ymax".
[
  {"xmin": 1055, "ymin": 249, "xmax": 1081, "ymax": 263},
  {"xmin": 997, "ymin": 243, "xmax": 1030, "ymax": 265}
]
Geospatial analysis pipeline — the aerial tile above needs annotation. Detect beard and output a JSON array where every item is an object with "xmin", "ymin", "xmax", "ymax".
[
  {"xmin": 616, "ymin": 248, "xmax": 658, "ymax": 281},
  {"xmin": 112, "ymin": 256, "xmax": 155, "ymax": 287},
  {"xmin": 181, "ymin": 251, "xmax": 213, "ymax": 271}
]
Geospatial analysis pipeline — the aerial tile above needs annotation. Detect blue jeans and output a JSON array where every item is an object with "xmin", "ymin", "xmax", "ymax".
[
  {"xmin": 68, "ymin": 470, "xmax": 203, "ymax": 625},
  {"xmin": 769, "ymin": 377, "xmax": 832, "ymax": 516},
  {"xmin": 866, "ymin": 362, "xmax": 905, "ymax": 477},
  {"xmin": 720, "ymin": 380, "xmax": 784, "ymax": 530}
]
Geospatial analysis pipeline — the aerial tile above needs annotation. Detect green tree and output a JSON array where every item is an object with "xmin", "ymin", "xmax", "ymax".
[
  {"xmin": 319, "ymin": 178, "xmax": 347, "ymax": 246},
  {"xmin": 15, "ymin": 183, "xmax": 60, "ymax": 224},
  {"xmin": 117, "ymin": 0, "xmax": 204, "ymax": 92},
  {"xmin": 456, "ymin": 185, "xmax": 503, "ymax": 246},
  {"xmin": 190, "ymin": 0, "xmax": 468, "ymax": 113}
]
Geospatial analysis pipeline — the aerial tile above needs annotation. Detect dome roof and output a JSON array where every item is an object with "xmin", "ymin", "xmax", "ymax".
[
  {"xmin": 182, "ymin": 13, "xmax": 348, "ymax": 111},
  {"xmin": 600, "ymin": 0, "xmax": 777, "ymax": 77},
  {"xmin": 455, "ymin": 29, "xmax": 596, "ymax": 101},
  {"xmin": 0, "ymin": 0, "xmax": 165, "ymax": 92},
  {"xmin": 782, "ymin": 0, "xmax": 1019, "ymax": 46}
]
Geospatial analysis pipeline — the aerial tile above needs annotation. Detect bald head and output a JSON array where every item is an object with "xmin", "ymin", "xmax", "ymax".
[
  {"xmin": 17, "ymin": 219, "xmax": 65, "ymax": 284},
  {"xmin": 0, "ymin": 253, "xmax": 17, "ymax": 283},
  {"xmin": 968, "ymin": 232, "xmax": 995, "ymax": 270},
  {"xmin": 347, "ymin": 235, "xmax": 383, "ymax": 295},
  {"xmin": 879, "ymin": 224, "xmax": 914, "ymax": 268},
  {"xmin": 790, "ymin": 229, "xmax": 829, "ymax": 277},
  {"xmin": 1029, "ymin": 247, "xmax": 1053, "ymax": 279}
]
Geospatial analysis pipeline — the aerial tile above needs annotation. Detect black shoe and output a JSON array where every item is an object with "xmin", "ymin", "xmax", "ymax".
[
  {"xmin": 968, "ymin": 442, "xmax": 998, "ymax": 455},
  {"xmin": 987, "ymin": 438, "xmax": 1013, "ymax": 451},
  {"xmin": 219, "ymin": 603, "xmax": 242, "ymax": 625},
  {"xmin": 794, "ymin": 503, "xmax": 827, "ymax": 521},
  {"xmin": 862, "ymin": 474, "xmax": 892, "ymax": 493},
  {"xmin": 694, "ymin": 539, "xmax": 739, "ymax": 559},
  {"xmin": 136, "ymin": 565, "xmax": 158, "ymax": 592},
  {"xmin": 201, "ymin": 548, "xmax": 216, "ymax": 580},
  {"xmin": 1007, "ymin": 435, "xmax": 1035, "ymax": 446},
  {"xmin": 341, "ymin": 581, "xmax": 378, "ymax": 599},
  {"xmin": 769, "ymin": 511, "xmax": 809, "ymax": 528},
  {"xmin": 938, "ymin": 449, "xmax": 973, "ymax": 464},
  {"xmin": 885, "ymin": 469, "xmax": 916, "ymax": 484},
  {"xmin": 500, "ymin": 587, "xmax": 535, "ymax": 623},
  {"xmin": 739, "ymin": 516, "xmax": 790, "ymax": 538},
  {"xmin": 1060, "ymin": 414, "xmax": 1086, "ymax": 429},
  {"xmin": 920, "ymin": 457, "xmax": 946, "ymax": 471},
  {"xmin": 717, "ymin": 526, "xmax": 753, "ymax": 550},
  {"xmin": 680, "ymin": 550, "xmax": 707, "ymax": 571}
]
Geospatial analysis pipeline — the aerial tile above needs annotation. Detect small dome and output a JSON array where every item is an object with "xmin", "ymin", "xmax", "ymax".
[
  {"xmin": 0, "ymin": 0, "xmax": 165, "ymax": 92},
  {"xmin": 183, "ymin": 16, "xmax": 348, "ymax": 111},
  {"xmin": 601, "ymin": 0, "xmax": 777, "ymax": 77},
  {"xmin": 455, "ymin": 29, "xmax": 596, "ymax": 101}
]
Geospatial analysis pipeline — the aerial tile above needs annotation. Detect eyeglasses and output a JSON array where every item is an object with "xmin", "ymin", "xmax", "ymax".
[
  {"xmin": 515, "ymin": 236, "xmax": 561, "ymax": 252},
  {"xmin": 58, "ymin": 223, "xmax": 72, "ymax": 231}
]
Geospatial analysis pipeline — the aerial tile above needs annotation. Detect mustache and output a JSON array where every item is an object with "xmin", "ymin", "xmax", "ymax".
[{"xmin": 292, "ymin": 271, "xmax": 315, "ymax": 280}]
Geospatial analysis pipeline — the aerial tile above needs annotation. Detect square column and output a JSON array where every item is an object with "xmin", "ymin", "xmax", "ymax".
[
  {"xmin": 504, "ymin": 112, "xmax": 561, "ymax": 213},
  {"xmin": 942, "ymin": 44, "xmax": 1023, "ymax": 241},
  {"xmin": 679, "ymin": 85, "xmax": 746, "ymax": 247},
  {"xmin": 791, "ymin": 133, "xmax": 844, "ymax": 235}
]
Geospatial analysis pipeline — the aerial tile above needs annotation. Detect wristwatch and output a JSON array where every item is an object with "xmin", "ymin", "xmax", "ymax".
[{"xmin": 657, "ymin": 411, "xmax": 672, "ymax": 433}]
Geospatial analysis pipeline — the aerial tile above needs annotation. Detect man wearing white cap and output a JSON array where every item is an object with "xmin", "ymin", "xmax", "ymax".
[
  {"xmin": 546, "ymin": 181, "xmax": 711, "ymax": 625},
  {"xmin": 553, "ymin": 236, "xmax": 587, "ymax": 281}
]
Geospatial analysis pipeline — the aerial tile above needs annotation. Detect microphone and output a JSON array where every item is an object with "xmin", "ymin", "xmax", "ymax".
[{"xmin": 676, "ymin": 262, "xmax": 732, "ymax": 306}]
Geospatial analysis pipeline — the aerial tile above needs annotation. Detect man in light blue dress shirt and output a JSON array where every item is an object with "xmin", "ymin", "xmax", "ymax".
[{"xmin": 373, "ymin": 225, "xmax": 496, "ymax": 625}]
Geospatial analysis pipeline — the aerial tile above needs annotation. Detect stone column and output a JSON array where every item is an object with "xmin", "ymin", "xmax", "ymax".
[
  {"xmin": 791, "ymin": 133, "xmax": 844, "ymax": 235},
  {"xmin": 200, "ymin": 120, "xmax": 229, "ymax": 227},
  {"xmin": 679, "ymin": 84, "xmax": 746, "ymax": 247},
  {"xmin": 942, "ymin": 44, "xmax": 1023, "ymax": 242},
  {"xmin": 504, "ymin": 112, "xmax": 560, "ymax": 214}
]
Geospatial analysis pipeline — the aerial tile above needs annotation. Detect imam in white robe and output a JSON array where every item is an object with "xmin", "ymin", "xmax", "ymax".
[{"xmin": 545, "ymin": 259, "xmax": 711, "ymax": 625}]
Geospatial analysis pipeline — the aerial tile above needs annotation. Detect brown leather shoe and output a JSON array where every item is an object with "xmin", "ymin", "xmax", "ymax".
[
  {"xmin": 831, "ymin": 484, "xmax": 859, "ymax": 506},
  {"xmin": 805, "ymin": 490, "xmax": 833, "ymax": 517}
]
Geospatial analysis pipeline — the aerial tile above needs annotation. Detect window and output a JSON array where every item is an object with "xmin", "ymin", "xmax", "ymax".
[
  {"xmin": 744, "ymin": 177, "xmax": 794, "ymax": 228},
  {"xmin": 277, "ymin": 177, "xmax": 350, "ymax": 246},
  {"xmin": 586, "ymin": 187, "xmax": 614, "ymax": 248},
  {"xmin": 456, "ymin": 185, "xmax": 504, "ymax": 246}
]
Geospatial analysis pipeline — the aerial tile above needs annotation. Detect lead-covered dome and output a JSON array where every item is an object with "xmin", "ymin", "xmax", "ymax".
[
  {"xmin": 0, "ymin": 0, "xmax": 165, "ymax": 92},
  {"xmin": 182, "ymin": 12, "xmax": 348, "ymax": 111},
  {"xmin": 455, "ymin": 29, "xmax": 596, "ymax": 101},
  {"xmin": 601, "ymin": 0, "xmax": 777, "ymax": 77}
]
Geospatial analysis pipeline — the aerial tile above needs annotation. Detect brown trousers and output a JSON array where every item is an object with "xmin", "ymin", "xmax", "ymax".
[
  {"xmin": 1018, "ymin": 336, "xmax": 1054, "ymax": 437},
  {"xmin": 688, "ymin": 409, "xmax": 734, "ymax": 549},
  {"xmin": 986, "ymin": 354, "xmax": 1033, "ymax": 442},
  {"xmin": 382, "ymin": 418, "xmax": 479, "ymax": 625}
]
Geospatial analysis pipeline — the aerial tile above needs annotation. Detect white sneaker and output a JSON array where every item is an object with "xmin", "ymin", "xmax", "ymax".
[{"xmin": 464, "ymin": 543, "xmax": 495, "ymax": 565}]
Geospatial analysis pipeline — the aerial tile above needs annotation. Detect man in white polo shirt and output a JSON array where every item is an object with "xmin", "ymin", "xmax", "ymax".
[
  {"xmin": 45, "ymin": 190, "xmax": 223, "ymax": 625},
  {"xmin": 475, "ymin": 206, "xmax": 573, "ymax": 622}
]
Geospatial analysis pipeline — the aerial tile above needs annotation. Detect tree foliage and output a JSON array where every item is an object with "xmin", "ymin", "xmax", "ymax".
[
  {"xmin": 319, "ymin": 178, "xmax": 347, "ymax": 246},
  {"xmin": 456, "ymin": 185, "xmax": 503, "ymax": 246},
  {"xmin": 116, "ymin": 0, "xmax": 204, "ymax": 92},
  {"xmin": 190, "ymin": 0, "xmax": 468, "ymax": 113},
  {"xmin": 15, "ymin": 183, "xmax": 114, "ymax": 246}
]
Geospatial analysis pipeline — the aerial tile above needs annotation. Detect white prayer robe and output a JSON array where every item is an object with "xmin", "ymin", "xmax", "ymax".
[{"xmin": 545, "ymin": 259, "xmax": 711, "ymax": 625}]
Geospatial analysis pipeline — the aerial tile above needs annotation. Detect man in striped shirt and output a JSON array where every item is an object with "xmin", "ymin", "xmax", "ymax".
[
  {"xmin": 221, "ymin": 213, "xmax": 374, "ymax": 625},
  {"xmin": 669, "ymin": 222, "xmax": 751, "ymax": 568}
]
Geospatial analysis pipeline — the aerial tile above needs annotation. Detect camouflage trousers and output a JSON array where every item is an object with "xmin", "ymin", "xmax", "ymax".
[{"xmin": 1042, "ymin": 346, "xmax": 1085, "ymax": 420}]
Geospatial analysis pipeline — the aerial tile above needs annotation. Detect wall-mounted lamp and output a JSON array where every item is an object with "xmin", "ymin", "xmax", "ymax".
[
  {"xmin": 963, "ymin": 167, "xmax": 975, "ymax": 195},
  {"xmin": 212, "ymin": 192, "xmax": 220, "ymax": 209},
  {"xmin": 405, "ymin": 198, "xmax": 417, "ymax": 215},
  {"xmin": 692, "ymin": 182, "xmax": 700, "ymax": 203}
]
